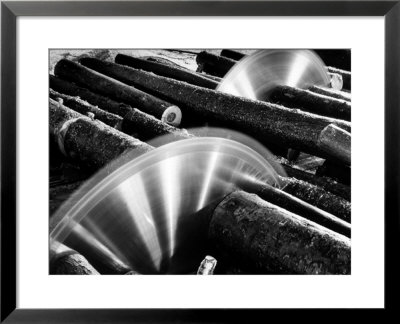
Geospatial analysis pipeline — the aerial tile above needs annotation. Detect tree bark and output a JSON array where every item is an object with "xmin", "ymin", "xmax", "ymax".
[
  {"xmin": 49, "ymin": 98, "xmax": 153, "ymax": 170},
  {"xmin": 282, "ymin": 163, "xmax": 351, "ymax": 201},
  {"xmin": 208, "ymin": 191, "xmax": 351, "ymax": 274},
  {"xmin": 50, "ymin": 89, "xmax": 123, "ymax": 129},
  {"xmin": 116, "ymin": 54, "xmax": 219, "ymax": 89},
  {"xmin": 269, "ymin": 85, "xmax": 351, "ymax": 121},
  {"xmin": 308, "ymin": 85, "xmax": 351, "ymax": 102},
  {"xmin": 327, "ymin": 66, "xmax": 351, "ymax": 91},
  {"xmin": 50, "ymin": 75, "xmax": 191, "ymax": 143},
  {"xmin": 317, "ymin": 124, "xmax": 351, "ymax": 166},
  {"xmin": 279, "ymin": 177, "xmax": 351, "ymax": 223},
  {"xmin": 50, "ymin": 241, "xmax": 100, "ymax": 275},
  {"xmin": 78, "ymin": 57, "xmax": 351, "ymax": 161},
  {"xmin": 54, "ymin": 59, "xmax": 182, "ymax": 126},
  {"xmin": 195, "ymin": 51, "xmax": 237, "ymax": 77}
]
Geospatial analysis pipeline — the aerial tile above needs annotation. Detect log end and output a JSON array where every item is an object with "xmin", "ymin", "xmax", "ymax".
[
  {"xmin": 329, "ymin": 72, "xmax": 343, "ymax": 90},
  {"xmin": 161, "ymin": 105, "xmax": 182, "ymax": 126}
]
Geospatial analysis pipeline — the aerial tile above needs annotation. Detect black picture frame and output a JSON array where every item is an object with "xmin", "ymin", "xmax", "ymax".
[{"xmin": 1, "ymin": 1, "xmax": 399, "ymax": 322}]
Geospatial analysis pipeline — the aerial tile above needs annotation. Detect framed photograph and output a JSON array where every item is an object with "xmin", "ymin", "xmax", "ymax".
[{"xmin": 1, "ymin": 0, "xmax": 399, "ymax": 322}]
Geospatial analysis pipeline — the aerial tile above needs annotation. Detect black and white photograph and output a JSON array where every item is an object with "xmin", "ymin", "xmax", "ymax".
[{"xmin": 48, "ymin": 48, "xmax": 351, "ymax": 275}]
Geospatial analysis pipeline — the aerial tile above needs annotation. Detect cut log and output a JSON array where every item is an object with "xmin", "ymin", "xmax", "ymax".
[
  {"xmin": 208, "ymin": 191, "xmax": 351, "ymax": 274},
  {"xmin": 317, "ymin": 124, "xmax": 351, "ymax": 166},
  {"xmin": 197, "ymin": 256, "xmax": 217, "ymax": 275},
  {"xmin": 115, "ymin": 54, "xmax": 219, "ymax": 89},
  {"xmin": 308, "ymin": 85, "xmax": 351, "ymax": 102},
  {"xmin": 50, "ymin": 75, "xmax": 133, "ymax": 117},
  {"xmin": 328, "ymin": 72, "xmax": 343, "ymax": 90},
  {"xmin": 314, "ymin": 49, "xmax": 351, "ymax": 71},
  {"xmin": 195, "ymin": 51, "xmax": 237, "ymax": 77},
  {"xmin": 220, "ymin": 49, "xmax": 246, "ymax": 61},
  {"xmin": 282, "ymin": 163, "xmax": 351, "ymax": 201},
  {"xmin": 50, "ymin": 241, "xmax": 99, "ymax": 275},
  {"xmin": 50, "ymin": 75, "xmax": 191, "ymax": 143},
  {"xmin": 78, "ymin": 57, "xmax": 351, "ymax": 161},
  {"xmin": 49, "ymin": 98, "xmax": 153, "ymax": 170},
  {"xmin": 50, "ymin": 89, "xmax": 123, "ymax": 129},
  {"xmin": 279, "ymin": 177, "xmax": 351, "ymax": 223},
  {"xmin": 54, "ymin": 59, "xmax": 182, "ymax": 126},
  {"xmin": 269, "ymin": 85, "xmax": 351, "ymax": 121},
  {"xmin": 327, "ymin": 66, "xmax": 351, "ymax": 91}
]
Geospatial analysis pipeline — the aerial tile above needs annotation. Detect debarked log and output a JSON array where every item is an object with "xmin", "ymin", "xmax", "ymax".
[
  {"xmin": 317, "ymin": 124, "xmax": 351, "ymax": 166},
  {"xmin": 49, "ymin": 79, "xmax": 192, "ymax": 143},
  {"xmin": 50, "ymin": 89, "xmax": 123, "ymax": 129},
  {"xmin": 50, "ymin": 241, "xmax": 99, "ymax": 275},
  {"xmin": 208, "ymin": 191, "xmax": 351, "ymax": 274},
  {"xmin": 308, "ymin": 85, "xmax": 351, "ymax": 102},
  {"xmin": 269, "ymin": 85, "xmax": 351, "ymax": 121},
  {"xmin": 49, "ymin": 98, "xmax": 153, "ymax": 170},
  {"xmin": 196, "ymin": 51, "xmax": 237, "ymax": 77},
  {"xmin": 54, "ymin": 59, "xmax": 182, "ymax": 126},
  {"xmin": 78, "ymin": 58, "xmax": 351, "ymax": 161},
  {"xmin": 327, "ymin": 66, "xmax": 351, "ymax": 91},
  {"xmin": 115, "ymin": 54, "xmax": 219, "ymax": 89}
]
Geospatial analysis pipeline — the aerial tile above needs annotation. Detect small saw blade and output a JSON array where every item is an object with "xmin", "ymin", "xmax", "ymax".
[{"xmin": 217, "ymin": 49, "xmax": 330, "ymax": 101}]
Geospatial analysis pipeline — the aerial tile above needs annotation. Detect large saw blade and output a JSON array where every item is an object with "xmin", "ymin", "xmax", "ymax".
[{"xmin": 217, "ymin": 49, "xmax": 330, "ymax": 100}]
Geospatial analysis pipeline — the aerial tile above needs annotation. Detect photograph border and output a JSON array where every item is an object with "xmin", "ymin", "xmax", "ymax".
[{"xmin": 1, "ymin": 1, "xmax": 399, "ymax": 322}]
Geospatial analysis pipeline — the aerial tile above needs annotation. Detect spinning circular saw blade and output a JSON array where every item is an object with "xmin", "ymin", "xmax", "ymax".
[{"xmin": 217, "ymin": 49, "xmax": 330, "ymax": 101}]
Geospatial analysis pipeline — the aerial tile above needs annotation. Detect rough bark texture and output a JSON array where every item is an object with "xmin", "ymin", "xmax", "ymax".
[
  {"xmin": 208, "ymin": 191, "xmax": 351, "ymax": 274},
  {"xmin": 280, "ymin": 177, "xmax": 351, "ymax": 223},
  {"xmin": 49, "ymin": 99, "xmax": 153, "ymax": 170},
  {"xmin": 220, "ymin": 49, "xmax": 246, "ymax": 61},
  {"xmin": 50, "ymin": 242, "xmax": 99, "ymax": 275},
  {"xmin": 78, "ymin": 58, "xmax": 351, "ymax": 160},
  {"xmin": 282, "ymin": 163, "xmax": 351, "ymax": 201},
  {"xmin": 269, "ymin": 85, "xmax": 351, "ymax": 121},
  {"xmin": 317, "ymin": 124, "xmax": 351, "ymax": 166},
  {"xmin": 327, "ymin": 66, "xmax": 351, "ymax": 91},
  {"xmin": 116, "ymin": 54, "xmax": 219, "ymax": 89},
  {"xmin": 54, "ymin": 59, "xmax": 181, "ymax": 126},
  {"xmin": 308, "ymin": 85, "xmax": 351, "ymax": 102},
  {"xmin": 256, "ymin": 184, "xmax": 350, "ymax": 237},
  {"xmin": 121, "ymin": 108, "xmax": 193, "ymax": 142},
  {"xmin": 50, "ymin": 89, "xmax": 123, "ymax": 129},
  {"xmin": 196, "ymin": 51, "xmax": 237, "ymax": 77},
  {"xmin": 50, "ymin": 75, "xmax": 133, "ymax": 117}
]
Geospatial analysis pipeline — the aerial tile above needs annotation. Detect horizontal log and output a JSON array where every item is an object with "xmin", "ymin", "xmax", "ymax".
[
  {"xmin": 50, "ymin": 89, "xmax": 123, "ymax": 129},
  {"xmin": 50, "ymin": 78, "xmax": 191, "ymax": 143},
  {"xmin": 50, "ymin": 241, "xmax": 99, "ymax": 275},
  {"xmin": 49, "ymin": 98, "xmax": 153, "ymax": 170},
  {"xmin": 115, "ymin": 54, "xmax": 219, "ymax": 89},
  {"xmin": 317, "ymin": 124, "xmax": 351, "ymax": 166},
  {"xmin": 78, "ymin": 58, "xmax": 351, "ymax": 160},
  {"xmin": 196, "ymin": 51, "xmax": 237, "ymax": 77},
  {"xmin": 54, "ymin": 59, "xmax": 182, "ymax": 126},
  {"xmin": 327, "ymin": 66, "xmax": 351, "ymax": 91},
  {"xmin": 220, "ymin": 49, "xmax": 246, "ymax": 61},
  {"xmin": 282, "ymin": 163, "xmax": 350, "ymax": 201},
  {"xmin": 269, "ymin": 85, "xmax": 351, "ymax": 121},
  {"xmin": 280, "ymin": 177, "xmax": 351, "ymax": 223},
  {"xmin": 308, "ymin": 85, "xmax": 351, "ymax": 102},
  {"xmin": 208, "ymin": 191, "xmax": 350, "ymax": 274}
]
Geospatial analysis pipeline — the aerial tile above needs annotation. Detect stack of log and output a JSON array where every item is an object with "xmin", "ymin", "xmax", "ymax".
[{"xmin": 49, "ymin": 49, "xmax": 351, "ymax": 275}]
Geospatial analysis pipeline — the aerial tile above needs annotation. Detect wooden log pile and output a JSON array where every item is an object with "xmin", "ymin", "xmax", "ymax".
[{"xmin": 49, "ymin": 49, "xmax": 351, "ymax": 275}]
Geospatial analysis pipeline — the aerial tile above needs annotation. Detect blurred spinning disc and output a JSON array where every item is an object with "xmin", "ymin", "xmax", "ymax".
[
  {"xmin": 50, "ymin": 134, "xmax": 285, "ymax": 274},
  {"xmin": 217, "ymin": 49, "xmax": 330, "ymax": 100}
]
